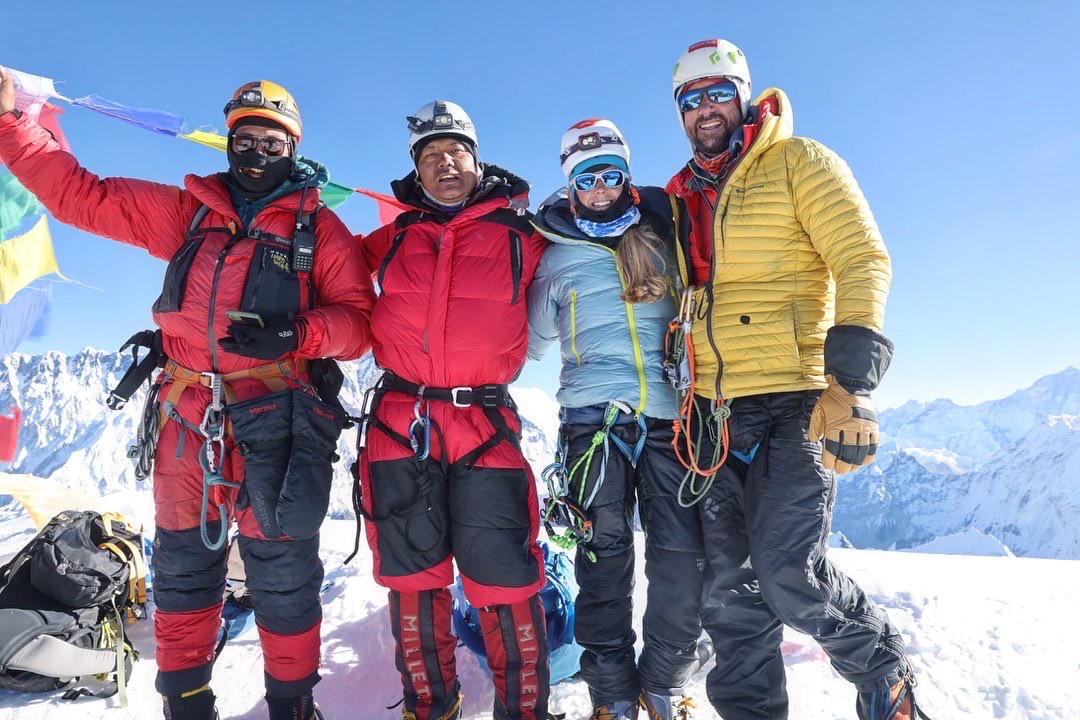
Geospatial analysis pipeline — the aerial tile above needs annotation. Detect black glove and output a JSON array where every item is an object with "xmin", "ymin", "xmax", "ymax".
[{"xmin": 218, "ymin": 316, "xmax": 300, "ymax": 360}]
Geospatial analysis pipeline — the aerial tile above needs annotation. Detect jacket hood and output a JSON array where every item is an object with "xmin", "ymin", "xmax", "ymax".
[
  {"xmin": 293, "ymin": 155, "xmax": 331, "ymax": 189},
  {"xmin": 390, "ymin": 163, "xmax": 531, "ymax": 214},
  {"xmin": 532, "ymin": 189, "xmax": 587, "ymax": 244},
  {"xmin": 186, "ymin": 155, "xmax": 329, "ymax": 221}
]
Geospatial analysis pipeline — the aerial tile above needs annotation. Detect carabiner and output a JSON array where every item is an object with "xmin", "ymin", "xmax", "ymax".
[{"xmin": 408, "ymin": 410, "xmax": 431, "ymax": 461}]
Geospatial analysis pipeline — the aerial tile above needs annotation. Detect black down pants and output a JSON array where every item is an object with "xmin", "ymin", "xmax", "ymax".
[
  {"xmin": 560, "ymin": 410, "xmax": 705, "ymax": 707},
  {"xmin": 692, "ymin": 391, "xmax": 910, "ymax": 720}
]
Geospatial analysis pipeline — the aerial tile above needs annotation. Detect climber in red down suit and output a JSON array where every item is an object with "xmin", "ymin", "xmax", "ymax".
[{"xmin": 355, "ymin": 99, "xmax": 550, "ymax": 720}]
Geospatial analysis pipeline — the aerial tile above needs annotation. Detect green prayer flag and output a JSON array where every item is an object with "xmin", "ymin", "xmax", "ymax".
[{"xmin": 0, "ymin": 171, "xmax": 45, "ymax": 241}]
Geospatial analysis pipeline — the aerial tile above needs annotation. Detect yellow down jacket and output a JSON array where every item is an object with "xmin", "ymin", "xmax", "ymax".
[{"xmin": 666, "ymin": 87, "xmax": 891, "ymax": 401}]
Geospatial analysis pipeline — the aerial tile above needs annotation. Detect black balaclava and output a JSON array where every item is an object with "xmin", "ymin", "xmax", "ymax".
[
  {"xmin": 227, "ymin": 117, "xmax": 296, "ymax": 197},
  {"xmin": 573, "ymin": 163, "xmax": 635, "ymax": 223}
]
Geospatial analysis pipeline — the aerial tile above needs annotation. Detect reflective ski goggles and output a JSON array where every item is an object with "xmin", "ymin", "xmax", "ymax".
[
  {"xmin": 572, "ymin": 169, "xmax": 627, "ymax": 192},
  {"xmin": 677, "ymin": 81, "xmax": 738, "ymax": 112},
  {"xmin": 231, "ymin": 134, "xmax": 288, "ymax": 156}
]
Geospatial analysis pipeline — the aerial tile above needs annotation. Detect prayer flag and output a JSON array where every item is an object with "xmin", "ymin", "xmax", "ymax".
[
  {"xmin": 0, "ymin": 66, "xmax": 63, "ymax": 121},
  {"xmin": 0, "ymin": 285, "xmax": 49, "ymax": 356},
  {"xmin": 38, "ymin": 102, "xmax": 72, "ymax": 153},
  {"xmin": 0, "ymin": 170, "xmax": 45, "ymax": 240},
  {"xmin": 180, "ymin": 129, "xmax": 228, "ymax": 152},
  {"xmin": 355, "ymin": 188, "xmax": 409, "ymax": 226},
  {"xmin": 0, "ymin": 406, "xmax": 20, "ymax": 463},
  {"xmin": 0, "ymin": 216, "xmax": 59, "ymax": 303},
  {"xmin": 70, "ymin": 94, "xmax": 184, "ymax": 137}
]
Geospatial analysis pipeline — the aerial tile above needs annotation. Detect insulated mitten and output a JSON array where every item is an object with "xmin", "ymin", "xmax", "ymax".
[
  {"xmin": 277, "ymin": 391, "xmax": 346, "ymax": 539},
  {"xmin": 808, "ymin": 376, "xmax": 879, "ymax": 474},
  {"xmin": 227, "ymin": 391, "xmax": 293, "ymax": 538}
]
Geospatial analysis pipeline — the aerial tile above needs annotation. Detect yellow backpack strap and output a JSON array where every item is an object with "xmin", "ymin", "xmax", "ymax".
[
  {"xmin": 113, "ymin": 536, "xmax": 148, "ymax": 606},
  {"xmin": 98, "ymin": 512, "xmax": 149, "ymax": 616}
]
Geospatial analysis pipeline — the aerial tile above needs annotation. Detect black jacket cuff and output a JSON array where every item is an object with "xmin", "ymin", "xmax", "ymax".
[{"xmin": 824, "ymin": 325, "xmax": 895, "ymax": 395}]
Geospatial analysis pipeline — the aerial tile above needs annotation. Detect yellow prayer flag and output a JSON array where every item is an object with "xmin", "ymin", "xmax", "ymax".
[
  {"xmin": 180, "ymin": 129, "xmax": 228, "ymax": 152},
  {"xmin": 0, "ymin": 215, "xmax": 59, "ymax": 303},
  {"xmin": 0, "ymin": 472, "xmax": 145, "ymax": 530}
]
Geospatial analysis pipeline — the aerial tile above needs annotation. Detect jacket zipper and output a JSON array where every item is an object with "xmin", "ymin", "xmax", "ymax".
[
  {"xmin": 609, "ymin": 249, "xmax": 648, "ymax": 416},
  {"xmin": 549, "ymin": 229, "xmax": 648, "ymax": 412},
  {"xmin": 509, "ymin": 231, "xmax": 522, "ymax": 304},
  {"xmin": 208, "ymin": 230, "xmax": 244, "ymax": 372},
  {"xmin": 700, "ymin": 171, "xmax": 735, "ymax": 400},
  {"xmin": 569, "ymin": 290, "xmax": 582, "ymax": 366}
]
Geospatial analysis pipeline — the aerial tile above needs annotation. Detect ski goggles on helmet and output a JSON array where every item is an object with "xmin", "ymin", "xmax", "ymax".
[
  {"xmin": 572, "ymin": 169, "xmax": 627, "ymax": 192},
  {"xmin": 677, "ymin": 80, "xmax": 738, "ymax": 112},
  {"xmin": 231, "ymin": 134, "xmax": 288, "ymax": 156}
]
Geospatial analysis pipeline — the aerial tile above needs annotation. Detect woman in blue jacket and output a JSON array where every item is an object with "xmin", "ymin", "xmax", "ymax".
[{"xmin": 528, "ymin": 119, "xmax": 707, "ymax": 720}]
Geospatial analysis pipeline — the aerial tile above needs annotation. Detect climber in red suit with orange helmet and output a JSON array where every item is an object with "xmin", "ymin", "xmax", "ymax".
[{"xmin": 0, "ymin": 69, "xmax": 374, "ymax": 720}]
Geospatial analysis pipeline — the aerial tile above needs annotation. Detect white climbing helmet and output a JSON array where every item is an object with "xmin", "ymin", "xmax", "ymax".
[
  {"xmin": 558, "ymin": 118, "xmax": 630, "ymax": 179},
  {"xmin": 406, "ymin": 100, "xmax": 478, "ymax": 159},
  {"xmin": 672, "ymin": 39, "xmax": 752, "ymax": 119}
]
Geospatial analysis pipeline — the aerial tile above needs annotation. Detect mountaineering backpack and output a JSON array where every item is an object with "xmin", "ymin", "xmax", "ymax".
[
  {"xmin": 451, "ymin": 541, "xmax": 583, "ymax": 684},
  {"xmin": 0, "ymin": 509, "xmax": 147, "ymax": 701}
]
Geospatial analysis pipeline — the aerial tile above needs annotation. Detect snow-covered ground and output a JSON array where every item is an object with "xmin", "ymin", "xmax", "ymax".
[{"xmin": 1, "ymin": 510, "xmax": 1078, "ymax": 720}]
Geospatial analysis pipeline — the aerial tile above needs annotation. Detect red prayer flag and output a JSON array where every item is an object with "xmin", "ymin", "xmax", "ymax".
[
  {"xmin": 38, "ymin": 103, "xmax": 71, "ymax": 153},
  {"xmin": 355, "ymin": 188, "xmax": 410, "ymax": 226},
  {"xmin": 0, "ymin": 406, "xmax": 21, "ymax": 463}
]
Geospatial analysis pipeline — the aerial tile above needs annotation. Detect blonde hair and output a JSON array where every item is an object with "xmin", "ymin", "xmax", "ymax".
[{"xmin": 617, "ymin": 222, "xmax": 669, "ymax": 303}]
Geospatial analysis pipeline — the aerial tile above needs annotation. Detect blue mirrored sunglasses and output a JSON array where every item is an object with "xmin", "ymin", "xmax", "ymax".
[
  {"xmin": 572, "ymin": 169, "xmax": 627, "ymax": 192},
  {"xmin": 677, "ymin": 81, "xmax": 738, "ymax": 112}
]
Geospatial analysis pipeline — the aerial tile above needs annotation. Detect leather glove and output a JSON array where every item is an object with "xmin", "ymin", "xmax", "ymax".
[
  {"xmin": 809, "ymin": 376, "xmax": 879, "ymax": 474},
  {"xmin": 218, "ymin": 316, "xmax": 300, "ymax": 360}
]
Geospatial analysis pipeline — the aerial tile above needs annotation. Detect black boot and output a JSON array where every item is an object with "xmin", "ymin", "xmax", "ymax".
[
  {"xmin": 162, "ymin": 687, "xmax": 218, "ymax": 720},
  {"xmin": 267, "ymin": 693, "xmax": 324, "ymax": 720}
]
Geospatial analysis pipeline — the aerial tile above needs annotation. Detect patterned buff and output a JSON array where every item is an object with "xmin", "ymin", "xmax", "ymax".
[{"xmin": 574, "ymin": 205, "xmax": 641, "ymax": 238}]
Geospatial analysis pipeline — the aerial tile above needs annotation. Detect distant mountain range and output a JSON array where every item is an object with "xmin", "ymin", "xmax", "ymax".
[
  {"xmin": 834, "ymin": 367, "xmax": 1080, "ymax": 559},
  {"xmin": 1, "ymin": 349, "xmax": 1076, "ymax": 559}
]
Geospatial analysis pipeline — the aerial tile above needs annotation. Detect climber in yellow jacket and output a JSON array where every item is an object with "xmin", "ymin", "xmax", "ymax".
[{"xmin": 664, "ymin": 39, "xmax": 925, "ymax": 720}]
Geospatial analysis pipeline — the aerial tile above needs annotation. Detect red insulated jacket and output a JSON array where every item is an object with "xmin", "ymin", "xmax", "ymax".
[
  {"xmin": 360, "ymin": 165, "xmax": 547, "ymax": 387},
  {"xmin": 0, "ymin": 111, "xmax": 374, "ymax": 373}
]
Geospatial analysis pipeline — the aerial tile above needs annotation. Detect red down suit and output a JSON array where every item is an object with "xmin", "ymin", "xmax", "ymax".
[
  {"xmin": 0, "ymin": 111, "xmax": 375, "ymax": 700},
  {"xmin": 358, "ymin": 165, "xmax": 550, "ymax": 720}
]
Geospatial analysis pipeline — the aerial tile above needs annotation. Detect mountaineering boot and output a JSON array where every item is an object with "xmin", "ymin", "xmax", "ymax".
[
  {"xmin": 266, "ymin": 693, "xmax": 324, "ymax": 720},
  {"xmin": 162, "ymin": 687, "xmax": 219, "ymax": 720},
  {"xmin": 639, "ymin": 691, "xmax": 697, "ymax": 720},
  {"xmin": 686, "ymin": 636, "xmax": 715, "ymax": 676},
  {"xmin": 590, "ymin": 700, "xmax": 639, "ymax": 720},
  {"xmin": 402, "ymin": 692, "xmax": 463, "ymax": 720},
  {"xmin": 856, "ymin": 670, "xmax": 929, "ymax": 720}
]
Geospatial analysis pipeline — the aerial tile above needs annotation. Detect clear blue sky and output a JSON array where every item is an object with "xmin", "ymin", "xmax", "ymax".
[{"xmin": 5, "ymin": 0, "xmax": 1078, "ymax": 410}]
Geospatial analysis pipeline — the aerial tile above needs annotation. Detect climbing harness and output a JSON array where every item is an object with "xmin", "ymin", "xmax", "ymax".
[
  {"xmin": 155, "ymin": 358, "xmax": 307, "ymax": 550},
  {"xmin": 344, "ymin": 370, "xmax": 517, "ymax": 564},
  {"xmin": 542, "ymin": 401, "xmax": 646, "ymax": 561}
]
